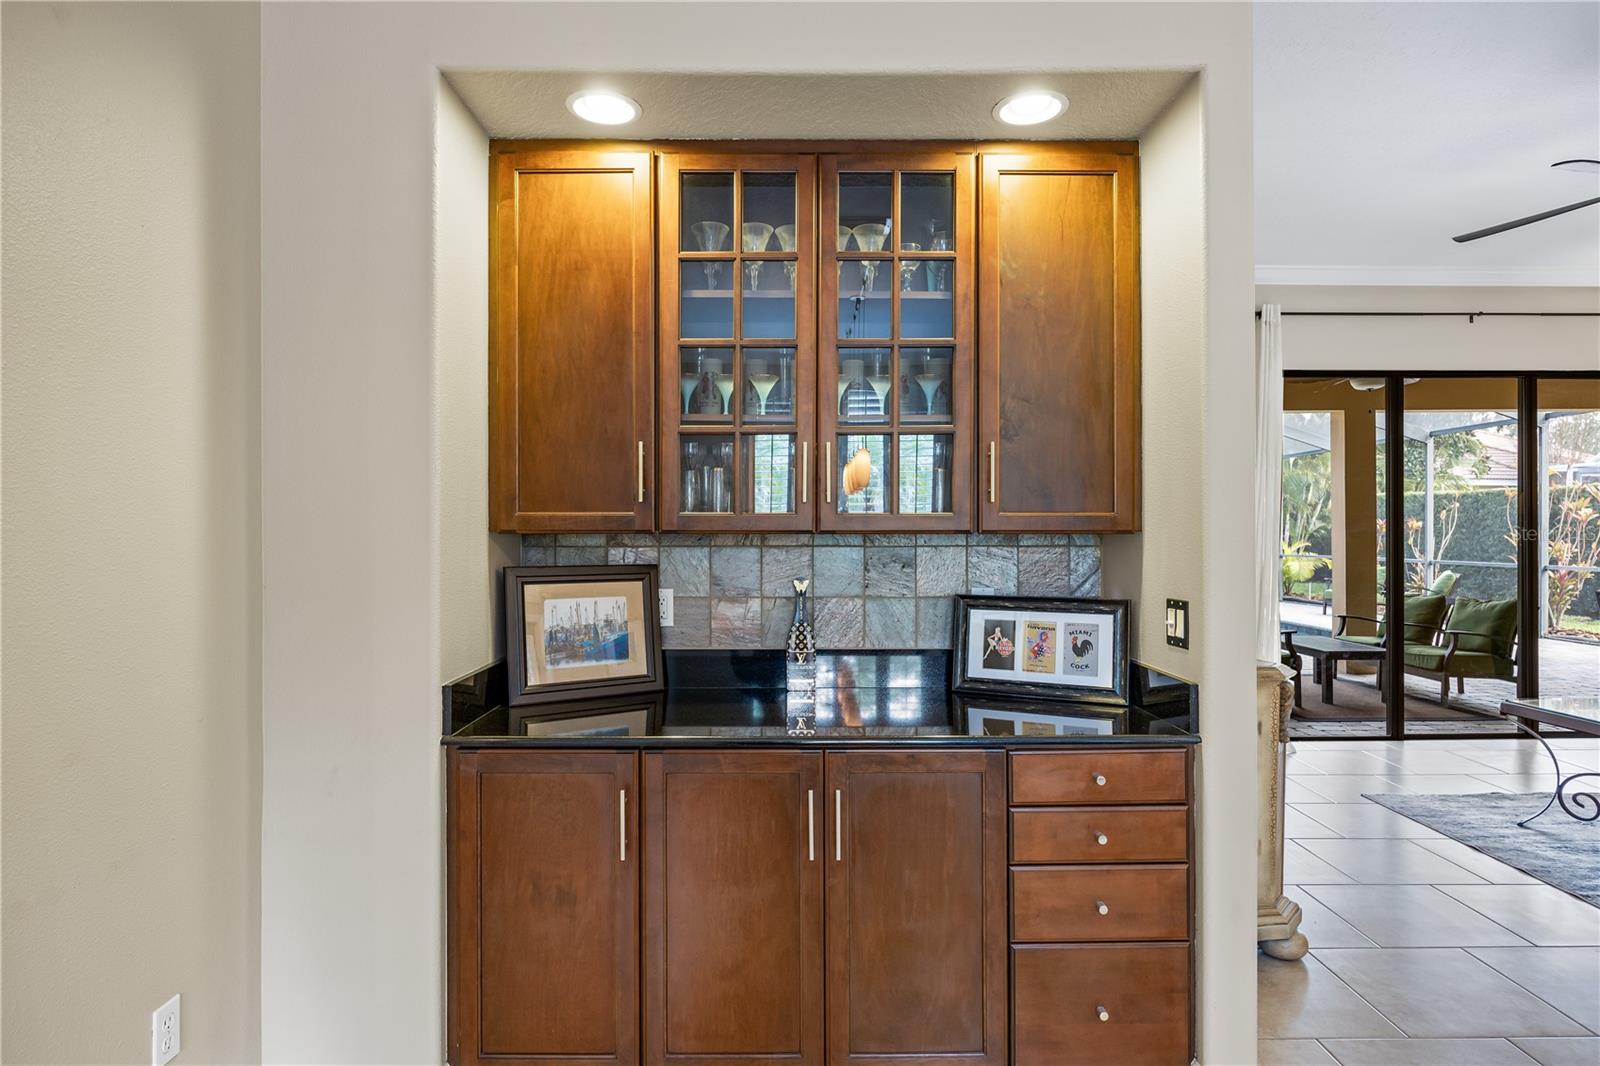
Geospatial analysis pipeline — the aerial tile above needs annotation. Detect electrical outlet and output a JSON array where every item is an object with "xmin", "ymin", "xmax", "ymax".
[
  {"xmin": 152, "ymin": 994, "xmax": 180, "ymax": 1066},
  {"xmin": 659, "ymin": 588, "xmax": 674, "ymax": 627}
]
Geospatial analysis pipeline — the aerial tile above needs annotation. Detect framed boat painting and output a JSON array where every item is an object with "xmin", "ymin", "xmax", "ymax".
[
  {"xmin": 952, "ymin": 595, "xmax": 1131, "ymax": 705},
  {"xmin": 504, "ymin": 565, "xmax": 665, "ymax": 706}
]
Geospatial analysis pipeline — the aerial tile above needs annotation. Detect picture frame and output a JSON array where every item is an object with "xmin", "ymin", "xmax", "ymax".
[
  {"xmin": 504, "ymin": 565, "xmax": 665, "ymax": 706},
  {"xmin": 954, "ymin": 695, "xmax": 1126, "ymax": 738},
  {"xmin": 511, "ymin": 694, "xmax": 664, "ymax": 739},
  {"xmin": 951, "ymin": 595, "xmax": 1131, "ymax": 704}
]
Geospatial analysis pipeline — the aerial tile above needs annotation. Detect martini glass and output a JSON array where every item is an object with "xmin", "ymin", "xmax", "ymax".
[
  {"xmin": 851, "ymin": 224, "xmax": 890, "ymax": 292},
  {"xmin": 838, "ymin": 225, "xmax": 854, "ymax": 251},
  {"xmin": 915, "ymin": 372, "xmax": 942, "ymax": 416},
  {"xmin": 839, "ymin": 357, "xmax": 865, "ymax": 417},
  {"xmin": 742, "ymin": 222, "xmax": 774, "ymax": 293},
  {"xmin": 690, "ymin": 221, "xmax": 731, "ymax": 289},
  {"xmin": 749, "ymin": 373, "xmax": 780, "ymax": 417},
  {"xmin": 713, "ymin": 372, "xmax": 735, "ymax": 416}
]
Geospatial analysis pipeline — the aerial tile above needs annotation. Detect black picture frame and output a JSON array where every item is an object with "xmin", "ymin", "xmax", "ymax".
[
  {"xmin": 504, "ymin": 565, "xmax": 665, "ymax": 706},
  {"xmin": 951, "ymin": 595, "xmax": 1131, "ymax": 705}
]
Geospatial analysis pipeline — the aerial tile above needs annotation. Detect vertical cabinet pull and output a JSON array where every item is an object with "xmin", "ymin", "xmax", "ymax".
[
  {"xmin": 834, "ymin": 788, "xmax": 843, "ymax": 861},
  {"xmin": 636, "ymin": 441, "xmax": 646, "ymax": 503},
  {"xmin": 988, "ymin": 442, "xmax": 997, "ymax": 504},
  {"xmin": 824, "ymin": 441, "xmax": 833, "ymax": 504},
  {"xmin": 807, "ymin": 789, "xmax": 816, "ymax": 861},
  {"xmin": 619, "ymin": 789, "xmax": 628, "ymax": 862},
  {"xmin": 801, "ymin": 442, "xmax": 809, "ymax": 505}
]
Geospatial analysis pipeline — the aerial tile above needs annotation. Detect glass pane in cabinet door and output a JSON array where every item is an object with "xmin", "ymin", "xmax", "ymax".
[
  {"xmin": 838, "ymin": 173, "xmax": 893, "ymax": 246},
  {"xmin": 679, "ymin": 434, "xmax": 735, "ymax": 514},
  {"xmin": 900, "ymin": 347, "xmax": 955, "ymax": 421},
  {"xmin": 678, "ymin": 346, "xmax": 736, "ymax": 423},
  {"xmin": 837, "ymin": 433, "xmax": 889, "ymax": 515},
  {"xmin": 741, "ymin": 259, "xmax": 794, "ymax": 340},
  {"xmin": 681, "ymin": 173, "xmax": 734, "ymax": 253},
  {"xmin": 838, "ymin": 261, "xmax": 891, "ymax": 339},
  {"xmin": 899, "ymin": 434, "xmax": 954, "ymax": 514},
  {"xmin": 680, "ymin": 261, "xmax": 734, "ymax": 339},
  {"xmin": 902, "ymin": 261, "xmax": 954, "ymax": 339},
  {"xmin": 837, "ymin": 348, "xmax": 892, "ymax": 425},
  {"xmin": 746, "ymin": 434, "xmax": 796, "ymax": 515},
  {"xmin": 899, "ymin": 173, "xmax": 954, "ymax": 252},
  {"xmin": 742, "ymin": 173, "xmax": 795, "ymax": 239},
  {"xmin": 743, "ymin": 348, "xmax": 796, "ymax": 423}
]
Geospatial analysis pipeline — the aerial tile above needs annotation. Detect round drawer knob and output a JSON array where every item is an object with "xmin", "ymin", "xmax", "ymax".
[
  {"xmin": 1096, "ymin": 900, "xmax": 1110, "ymax": 915},
  {"xmin": 1094, "ymin": 774, "xmax": 1107, "ymax": 787},
  {"xmin": 1096, "ymin": 832, "xmax": 1109, "ymax": 846},
  {"xmin": 1096, "ymin": 1006, "xmax": 1110, "ymax": 1023}
]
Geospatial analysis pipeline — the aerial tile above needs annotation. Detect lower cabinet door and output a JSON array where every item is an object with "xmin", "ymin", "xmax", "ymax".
[
  {"xmin": 1012, "ymin": 943, "xmax": 1191, "ymax": 1066},
  {"xmin": 644, "ymin": 751, "xmax": 824, "ymax": 1065},
  {"xmin": 448, "ymin": 749, "xmax": 639, "ymax": 1066},
  {"xmin": 825, "ymin": 750, "xmax": 1008, "ymax": 1065}
]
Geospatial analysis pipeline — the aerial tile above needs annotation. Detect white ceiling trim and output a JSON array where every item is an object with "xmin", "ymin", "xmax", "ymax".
[{"xmin": 1255, "ymin": 264, "xmax": 1600, "ymax": 288}]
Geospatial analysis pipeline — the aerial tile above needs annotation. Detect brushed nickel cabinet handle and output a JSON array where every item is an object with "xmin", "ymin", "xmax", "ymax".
[
  {"xmin": 807, "ymin": 788, "xmax": 816, "ymax": 862},
  {"xmin": 1096, "ymin": 900, "xmax": 1110, "ymax": 916},
  {"xmin": 1096, "ymin": 1006, "xmax": 1110, "ymax": 1023},
  {"xmin": 636, "ymin": 441, "xmax": 646, "ymax": 503},
  {"xmin": 619, "ymin": 789, "xmax": 628, "ymax": 862},
  {"xmin": 1096, "ymin": 832, "xmax": 1109, "ymax": 846},
  {"xmin": 801, "ymin": 442, "xmax": 809, "ymax": 505},
  {"xmin": 1094, "ymin": 774, "xmax": 1107, "ymax": 787},
  {"xmin": 825, "ymin": 441, "xmax": 833, "ymax": 504},
  {"xmin": 988, "ymin": 442, "xmax": 997, "ymax": 504},
  {"xmin": 834, "ymin": 788, "xmax": 842, "ymax": 861}
]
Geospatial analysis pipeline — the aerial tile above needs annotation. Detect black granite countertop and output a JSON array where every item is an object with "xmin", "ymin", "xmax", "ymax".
[{"xmin": 443, "ymin": 651, "xmax": 1197, "ymax": 748}]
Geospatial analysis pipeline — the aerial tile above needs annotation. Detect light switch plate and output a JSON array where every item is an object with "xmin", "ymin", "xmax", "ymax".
[
  {"xmin": 1165, "ymin": 598, "xmax": 1190, "ymax": 649},
  {"xmin": 659, "ymin": 588, "xmax": 674, "ymax": 627}
]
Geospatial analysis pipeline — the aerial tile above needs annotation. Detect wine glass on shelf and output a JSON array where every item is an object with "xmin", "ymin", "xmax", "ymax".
[
  {"xmin": 926, "ymin": 230, "xmax": 950, "ymax": 294},
  {"xmin": 690, "ymin": 221, "xmax": 731, "ymax": 290},
  {"xmin": 852, "ymin": 224, "xmax": 889, "ymax": 292},
  {"xmin": 742, "ymin": 222, "xmax": 774, "ymax": 293},
  {"xmin": 773, "ymin": 224, "xmax": 798, "ymax": 289},
  {"xmin": 899, "ymin": 242, "xmax": 921, "ymax": 293}
]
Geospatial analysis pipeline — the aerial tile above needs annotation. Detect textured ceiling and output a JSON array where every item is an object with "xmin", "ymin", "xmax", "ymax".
[
  {"xmin": 445, "ymin": 70, "xmax": 1196, "ymax": 142},
  {"xmin": 1255, "ymin": 2, "xmax": 1600, "ymax": 286}
]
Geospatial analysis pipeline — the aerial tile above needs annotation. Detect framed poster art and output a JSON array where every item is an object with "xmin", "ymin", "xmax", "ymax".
[
  {"xmin": 952, "ymin": 596, "xmax": 1131, "ymax": 704},
  {"xmin": 504, "ymin": 565, "xmax": 665, "ymax": 706}
]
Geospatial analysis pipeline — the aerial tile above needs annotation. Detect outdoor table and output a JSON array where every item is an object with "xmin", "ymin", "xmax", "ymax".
[
  {"xmin": 1281, "ymin": 632, "xmax": 1387, "ymax": 709},
  {"xmin": 1495, "ymin": 697, "xmax": 1600, "ymax": 826}
]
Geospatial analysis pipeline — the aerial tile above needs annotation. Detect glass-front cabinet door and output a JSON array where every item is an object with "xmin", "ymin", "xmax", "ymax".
[
  {"xmin": 659, "ymin": 154, "xmax": 817, "ymax": 529},
  {"xmin": 819, "ymin": 154, "xmax": 974, "ymax": 530}
]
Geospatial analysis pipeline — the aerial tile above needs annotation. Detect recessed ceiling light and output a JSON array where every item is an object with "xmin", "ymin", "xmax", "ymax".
[
  {"xmin": 993, "ymin": 91, "xmax": 1068, "ymax": 126},
  {"xmin": 566, "ymin": 90, "xmax": 640, "ymax": 126}
]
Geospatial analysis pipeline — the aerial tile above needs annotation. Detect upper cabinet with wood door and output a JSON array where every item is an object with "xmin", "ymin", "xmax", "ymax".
[
  {"xmin": 659, "ymin": 153, "xmax": 817, "ymax": 530},
  {"xmin": 820, "ymin": 154, "xmax": 975, "ymax": 530},
  {"xmin": 978, "ymin": 148, "xmax": 1140, "ymax": 532},
  {"xmin": 490, "ymin": 149, "xmax": 654, "ymax": 532}
]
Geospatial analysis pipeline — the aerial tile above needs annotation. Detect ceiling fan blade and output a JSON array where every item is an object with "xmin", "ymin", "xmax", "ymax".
[{"xmin": 1452, "ymin": 196, "xmax": 1600, "ymax": 242}]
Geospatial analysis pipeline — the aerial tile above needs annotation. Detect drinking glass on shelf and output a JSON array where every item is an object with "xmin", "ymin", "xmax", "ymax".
[
  {"xmin": 866, "ymin": 352, "xmax": 891, "ymax": 417},
  {"xmin": 774, "ymin": 224, "xmax": 798, "ymax": 289},
  {"xmin": 691, "ymin": 221, "xmax": 731, "ymax": 289},
  {"xmin": 926, "ymin": 231, "xmax": 951, "ymax": 293},
  {"xmin": 838, "ymin": 225, "xmax": 854, "ymax": 251},
  {"xmin": 852, "ymin": 224, "xmax": 890, "ymax": 292},
  {"xmin": 742, "ymin": 222, "xmax": 774, "ymax": 252},
  {"xmin": 714, "ymin": 371, "xmax": 736, "ymax": 416},
  {"xmin": 747, "ymin": 356, "xmax": 779, "ymax": 418}
]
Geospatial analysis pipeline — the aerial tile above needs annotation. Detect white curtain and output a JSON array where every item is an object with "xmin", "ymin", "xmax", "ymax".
[{"xmin": 1256, "ymin": 304, "xmax": 1285, "ymax": 664}]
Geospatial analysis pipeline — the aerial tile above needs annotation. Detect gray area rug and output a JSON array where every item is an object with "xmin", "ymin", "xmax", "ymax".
[{"xmin": 1366, "ymin": 791, "xmax": 1600, "ymax": 907}]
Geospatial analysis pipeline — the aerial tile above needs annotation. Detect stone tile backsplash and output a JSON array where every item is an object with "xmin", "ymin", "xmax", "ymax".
[{"xmin": 521, "ymin": 532, "xmax": 1102, "ymax": 651}]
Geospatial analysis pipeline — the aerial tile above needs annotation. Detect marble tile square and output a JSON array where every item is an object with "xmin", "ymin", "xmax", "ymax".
[
  {"xmin": 709, "ymin": 597, "xmax": 762, "ymax": 647},
  {"xmin": 864, "ymin": 546, "xmax": 916, "ymax": 597},
  {"xmin": 863, "ymin": 532, "xmax": 915, "ymax": 546},
  {"xmin": 607, "ymin": 532, "xmax": 659, "ymax": 547},
  {"xmin": 659, "ymin": 546, "xmax": 710, "ymax": 596},
  {"xmin": 865, "ymin": 598, "xmax": 916, "ymax": 650},
  {"xmin": 1457, "ymin": 749, "xmax": 1576, "ymax": 775},
  {"xmin": 1511, "ymin": 1037, "xmax": 1600, "ymax": 1065},
  {"xmin": 1468, "ymin": 947, "xmax": 1600, "ymax": 1031},
  {"xmin": 1298, "ymin": 838, "xmax": 1489, "ymax": 884},
  {"xmin": 1439, "ymin": 885, "xmax": 1600, "ymax": 947},
  {"xmin": 710, "ymin": 547, "xmax": 762, "ymax": 596},
  {"xmin": 1316, "ymin": 948, "xmax": 1589, "ymax": 1037},
  {"xmin": 1289, "ymin": 803, "xmax": 1443, "ymax": 839},
  {"xmin": 761, "ymin": 546, "xmax": 813, "ymax": 598},
  {"xmin": 966, "ymin": 545, "xmax": 1018, "ymax": 595},
  {"xmin": 1412, "ymin": 838, "xmax": 1539, "ymax": 885},
  {"xmin": 1259, "ymin": 1039, "xmax": 1340, "ymax": 1065},
  {"xmin": 1016, "ymin": 546, "xmax": 1072, "ymax": 596},
  {"xmin": 915, "ymin": 533, "xmax": 967, "ymax": 546},
  {"xmin": 1371, "ymin": 749, "xmax": 1518, "ymax": 775},
  {"xmin": 1293, "ymin": 751, "xmax": 1409, "ymax": 775},
  {"xmin": 815, "ymin": 597, "xmax": 865, "ymax": 649},
  {"xmin": 1069, "ymin": 546, "xmax": 1102, "ymax": 595},
  {"xmin": 1285, "ymin": 884, "xmax": 1376, "ymax": 944},
  {"xmin": 812, "ymin": 533, "xmax": 863, "ymax": 545},
  {"xmin": 521, "ymin": 540, "xmax": 555, "ymax": 566},
  {"xmin": 555, "ymin": 547, "xmax": 607, "ymax": 565},
  {"xmin": 915, "ymin": 597, "xmax": 953, "ymax": 649},
  {"xmin": 663, "ymin": 596, "xmax": 710, "ymax": 648},
  {"xmin": 1291, "ymin": 776, "xmax": 1410, "ymax": 803},
  {"xmin": 915, "ymin": 546, "xmax": 967, "ymax": 596},
  {"xmin": 1389, "ymin": 774, "xmax": 1514, "ymax": 796},
  {"xmin": 761, "ymin": 533, "xmax": 813, "ymax": 545},
  {"xmin": 1321, "ymin": 1037, "xmax": 1548, "ymax": 1064},
  {"xmin": 1288, "ymin": 808, "xmax": 1346, "ymax": 839},
  {"xmin": 1018, "ymin": 533, "xmax": 1074, "ymax": 545},
  {"xmin": 1285, "ymin": 844, "xmax": 1357, "ymax": 885},
  {"xmin": 1257, "ymin": 954, "xmax": 1403, "ymax": 1040},
  {"xmin": 1303, "ymin": 886, "xmax": 1530, "ymax": 947},
  {"xmin": 555, "ymin": 532, "xmax": 605, "ymax": 546},
  {"xmin": 759, "ymin": 599, "xmax": 792, "ymax": 649},
  {"xmin": 813, "ymin": 546, "xmax": 864, "ymax": 597},
  {"xmin": 1468, "ymin": 774, "xmax": 1560, "ymax": 793},
  {"xmin": 1288, "ymin": 781, "xmax": 1330, "ymax": 803},
  {"xmin": 607, "ymin": 545, "xmax": 658, "ymax": 565}
]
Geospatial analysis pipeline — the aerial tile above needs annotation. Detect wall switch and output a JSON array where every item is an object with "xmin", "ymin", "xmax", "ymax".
[
  {"xmin": 152, "ymin": 994, "xmax": 180, "ymax": 1066},
  {"xmin": 659, "ymin": 588, "xmax": 674, "ymax": 627},
  {"xmin": 1165, "ymin": 598, "xmax": 1190, "ymax": 649}
]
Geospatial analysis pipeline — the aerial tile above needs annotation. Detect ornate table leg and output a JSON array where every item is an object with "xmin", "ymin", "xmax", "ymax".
[{"xmin": 1501, "ymin": 717, "xmax": 1600, "ymax": 826}]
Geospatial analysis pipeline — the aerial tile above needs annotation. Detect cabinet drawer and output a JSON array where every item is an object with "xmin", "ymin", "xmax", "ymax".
[
  {"xmin": 1010, "ymin": 750, "xmax": 1187, "ymax": 806},
  {"xmin": 1011, "ymin": 865, "xmax": 1188, "ymax": 942},
  {"xmin": 1011, "ymin": 808, "xmax": 1188, "ymax": 864},
  {"xmin": 1012, "ymin": 943, "xmax": 1190, "ymax": 1066}
]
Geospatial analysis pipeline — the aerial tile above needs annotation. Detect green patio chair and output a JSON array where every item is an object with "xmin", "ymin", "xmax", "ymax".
[
  {"xmin": 1402, "ymin": 596, "xmax": 1518, "ymax": 707},
  {"xmin": 1333, "ymin": 592, "xmax": 1449, "ymax": 650}
]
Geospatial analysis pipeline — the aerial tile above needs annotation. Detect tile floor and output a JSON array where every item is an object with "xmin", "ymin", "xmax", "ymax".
[{"xmin": 1260, "ymin": 735, "xmax": 1600, "ymax": 1066}]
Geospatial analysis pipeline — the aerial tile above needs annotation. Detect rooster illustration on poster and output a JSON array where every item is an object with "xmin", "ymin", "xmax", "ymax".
[{"xmin": 1066, "ymin": 623, "xmax": 1100, "ymax": 674}]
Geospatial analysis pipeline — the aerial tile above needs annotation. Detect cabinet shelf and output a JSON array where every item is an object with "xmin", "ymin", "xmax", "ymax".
[{"xmin": 682, "ymin": 289, "xmax": 794, "ymax": 299}]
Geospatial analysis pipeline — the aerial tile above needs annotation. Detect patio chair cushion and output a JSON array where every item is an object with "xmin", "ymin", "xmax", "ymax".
[
  {"xmin": 1395, "ymin": 593, "xmax": 1448, "ymax": 644},
  {"xmin": 1445, "ymin": 597, "xmax": 1518, "ymax": 657},
  {"xmin": 1342, "ymin": 634, "xmax": 1384, "ymax": 647},
  {"xmin": 1403, "ymin": 646, "xmax": 1514, "ymax": 680},
  {"xmin": 1428, "ymin": 571, "xmax": 1460, "ymax": 597}
]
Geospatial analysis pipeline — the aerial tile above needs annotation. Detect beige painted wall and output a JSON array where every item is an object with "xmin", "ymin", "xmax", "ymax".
[
  {"xmin": 260, "ymin": 4, "xmax": 1256, "ymax": 1062},
  {"xmin": 1260, "ymin": 284, "xmax": 1600, "ymax": 372},
  {"xmin": 436, "ymin": 77, "xmax": 518, "ymax": 682},
  {"xmin": 2, "ymin": 4, "xmax": 262, "ymax": 1062}
]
